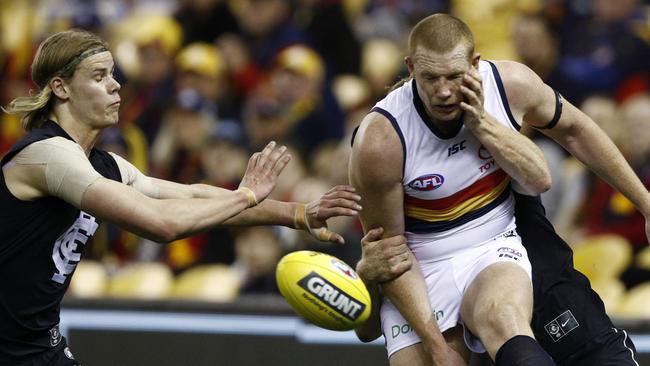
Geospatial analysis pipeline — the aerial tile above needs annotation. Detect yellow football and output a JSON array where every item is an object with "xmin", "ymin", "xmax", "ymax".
[{"xmin": 276, "ymin": 251, "xmax": 372, "ymax": 331}]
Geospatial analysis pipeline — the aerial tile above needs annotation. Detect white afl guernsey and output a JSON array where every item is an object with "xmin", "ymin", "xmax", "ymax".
[
  {"xmin": 372, "ymin": 60, "xmax": 523, "ymax": 262},
  {"xmin": 371, "ymin": 60, "xmax": 533, "ymax": 356}
]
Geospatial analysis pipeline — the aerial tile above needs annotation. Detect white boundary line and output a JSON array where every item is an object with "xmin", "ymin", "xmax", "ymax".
[
  {"xmin": 59, "ymin": 309, "xmax": 384, "ymax": 346},
  {"xmin": 61, "ymin": 309, "xmax": 650, "ymax": 351}
]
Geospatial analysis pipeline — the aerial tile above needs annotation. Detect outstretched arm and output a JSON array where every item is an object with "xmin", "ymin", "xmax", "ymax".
[
  {"xmin": 350, "ymin": 112, "xmax": 465, "ymax": 365},
  {"xmin": 498, "ymin": 60, "xmax": 650, "ymax": 244},
  {"xmin": 5, "ymin": 141, "xmax": 290, "ymax": 243},
  {"xmin": 109, "ymin": 153, "xmax": 361, "ymax": 244}
]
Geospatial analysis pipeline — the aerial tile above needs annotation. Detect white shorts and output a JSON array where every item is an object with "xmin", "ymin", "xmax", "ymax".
[{"xmin": 380, "ymin": 229, "xmax": 532, "ymax": 357}]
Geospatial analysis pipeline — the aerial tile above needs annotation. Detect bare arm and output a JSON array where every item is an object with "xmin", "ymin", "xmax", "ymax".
[
  {"xmin": 460, "ymin": 64, "xmax": 551, "ymax": 195},
  {"xmin": 498, "ymin": 60, "xmax": 650, "ymax": 243},
  {"xmin": 110, "ymin": 147, "xmax": 361, "ymax": 243},
  {"xmin": 81, "ymin": 178, "xmax": 251, "ymax": 242},
  {"xmin": 6, "ymin": 141, "xmax": 291, "ymax": 243},
  {"xmin": 139, "ymin": 178, "xmax": 361, "ymax": 244},
  {"xmin": 349, "ymin": 113, "xmax": 455, "ymax": 361},
  {"xmin": 354, "ymin": 227, "xmax": 412, "ymax": 342}
]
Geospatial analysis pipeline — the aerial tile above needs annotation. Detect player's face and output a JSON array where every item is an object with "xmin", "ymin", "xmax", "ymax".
[
  {"xmin": 66, "ymin": 52, "xmax": 121, "ymax": 128},
  {"xmin": 407, "ymin": 44, "xmax": 473, "ymax": 123}
]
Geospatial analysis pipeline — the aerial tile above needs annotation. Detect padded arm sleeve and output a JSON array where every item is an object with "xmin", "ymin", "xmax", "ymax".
[{"xmin": 12, "ymin": 137, "xmax": 101, "ymax": 207}]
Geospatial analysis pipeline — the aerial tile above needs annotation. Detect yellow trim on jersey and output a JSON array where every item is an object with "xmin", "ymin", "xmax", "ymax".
[{"xmin": 405, "ymin": 177, "xmax": 510, "ymax": 222}]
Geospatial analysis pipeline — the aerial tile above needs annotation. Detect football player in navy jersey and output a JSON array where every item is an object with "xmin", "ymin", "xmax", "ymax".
[{"xmin": 0, "ymin": 29, "xmax": 361, "ymax": 365}]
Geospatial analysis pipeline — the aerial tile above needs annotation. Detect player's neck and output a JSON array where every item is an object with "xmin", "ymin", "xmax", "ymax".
[
  {"xmin": 429, "ymin": 116, "xmax": 463, "ymax": 135},
  {"xmin": 48, "ymin": 113, "xmax": 101, "ymax": 156}
]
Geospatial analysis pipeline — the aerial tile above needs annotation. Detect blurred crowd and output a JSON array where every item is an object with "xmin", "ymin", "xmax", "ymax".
[{"xmin": 1, "ymin": 0, "xmax": 650, "ymax": 313}]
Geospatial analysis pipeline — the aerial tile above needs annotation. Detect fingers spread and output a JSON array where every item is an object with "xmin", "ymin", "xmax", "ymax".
[{"xmin": 272, "ymin": 153, "xmax": 291, "ymax": 175}]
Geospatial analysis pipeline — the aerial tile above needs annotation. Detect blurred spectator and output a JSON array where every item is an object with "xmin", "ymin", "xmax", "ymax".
[
  {"xmin": 173, "ymin": 0, "xmax": 239, "ymax": 45},
  {"xmin": 580, "ymin": 94, "xmax": 650, "ymax": 288},
  {"xmin": 151, "ymin": 101, "xmax": 215, "ymax": 182},
  {"xmin": 353, "ymin": 0, "xmax": 450, "ymax": 43},
  {"xmin": 272, "ymin": 44, "xmax": 345, "ymax": 157},
  {"xmin": 581, "ymin": 95, "xmax": 622, "ymax": 145},
  {"xmin": 245, "ymin": 44, "xmax": 345, "ymax": 159},
  {"xmin": 234, "ymin": 227, "xmax": 284, "ymax": 294},
  {"xmin": 512, "ymin": 15, "xmax": 565, "ymax": 89},
  {"xmin": 582, "ymin": 94, "xmax": 650, "ymax": 249},
  {"xmin": 549, "ymin": 95, "xmax": 621, "ymax": 242},
  {"xmin": 112, "ymin": 14, "xmax": 182, "ymax": 143},
  {"xmin": 546, "ymin": 0, "xmax": 650, "ymax": 104},
  {"xmin": 293, "ymin": 0, "xmax": 362, "ymax": 76},
  {"xmin": 174, "ymin": 41, "xmax": 242, "ymax": 136},
  {"xmin": 228, "ymin": 0, "xmax": 311, "ymax": 68},
  {"xmin": 360, "ymin": 38, "xmax": 405, "ymax": 101},
  {"xmin": 454, "ymin": 0, "xmax": 541, "ymax": 60},
  {"xmin": 241, "ymin": 92, "xmax": 292, "ymax": 151}
]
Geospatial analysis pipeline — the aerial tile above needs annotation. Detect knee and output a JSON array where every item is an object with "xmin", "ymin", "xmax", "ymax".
[{"xmin": 470, "ymin": 299, "xmax": 531, "ymax": 340}]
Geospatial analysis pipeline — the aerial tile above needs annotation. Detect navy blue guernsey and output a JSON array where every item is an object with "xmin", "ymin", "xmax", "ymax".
[{"xmin": 0, "ymin": 121, "xmax": 122, "ymax": 363}]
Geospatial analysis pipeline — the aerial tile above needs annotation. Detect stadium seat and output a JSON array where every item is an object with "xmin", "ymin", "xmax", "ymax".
[
  {"xmin": 107, "ymin": 262, "xmax": 173, "ymax": 299},
  {"xmin": 616, "ymin": 282, "xmax": 650, "ymax": 318},
  {"xmin": 172, "ymin": 264, "xmax": 240, "ymax": 302},
  {"xmin": 635, "ymin": 245, "xmax": 650, "ymax": 270},
  {"xmin": 573, "ymin": 234, "xmax": 632, "ymax": 281},
  {"xmin": 69, "ymin": 260, "xmax": 108, "ymax": 298},
  {"xmin": 589, "ymin": 278, "xmax": 625, "ymax": 315}
]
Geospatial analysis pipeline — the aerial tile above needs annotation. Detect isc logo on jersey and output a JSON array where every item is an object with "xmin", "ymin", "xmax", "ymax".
[
  {"xmin": 276, "ymin": 251, "xmax": 371, "ymax": 330},
  {"xmin": 408, "ymin": 174, "xmax": 444, "ymax": 191}
]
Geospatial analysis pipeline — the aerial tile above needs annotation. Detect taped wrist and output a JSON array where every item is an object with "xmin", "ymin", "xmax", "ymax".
[
  {"xmin": 237, "ymin": 186, "xmax": 258, "ymax": 208},
  {"xmin": 293, "ymin": 203, "xmax": 331, "ymax": 241}
]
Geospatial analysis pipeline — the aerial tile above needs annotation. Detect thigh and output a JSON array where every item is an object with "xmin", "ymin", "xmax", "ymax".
[
  {"xmin": 459, "ymin": 234, "xmax": 534, "ymax": 333},
  {"xmin": 381, "ymin": 258, "xmax": 462, "ymax": 358},
  {"xmin": 389, "ymin": 342, "xmax": 431, "ymax": 366},
  {"xmin": 388, "ymin": 327, "xmax": 471, "ymax": 366}
]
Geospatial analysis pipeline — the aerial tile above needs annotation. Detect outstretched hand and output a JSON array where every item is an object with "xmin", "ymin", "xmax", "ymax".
[
  {"xmin": 298, "ymin": 185, "xmax": 362, "ymax": 244},
  {"xmin": 239, "ymin": 141, "xmax": 291, "ymax": 205}
]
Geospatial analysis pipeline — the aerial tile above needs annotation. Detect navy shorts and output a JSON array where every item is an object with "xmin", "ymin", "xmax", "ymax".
[
  {"xmin": 13, "ymin": 338, "xmax": 80, "ymax": 366},
  {"xmin": 557, "ymin": 328, "xmax": 639, "ymax": 366}
]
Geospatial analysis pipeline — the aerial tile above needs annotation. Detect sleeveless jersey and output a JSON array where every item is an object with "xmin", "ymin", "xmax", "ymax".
[
  {"xmin": 0, "ymin": 121, "xmax": 122, "ymax": 363},
  {"xmin": 371, "ymin": 60, "xmax": 522, "ymax": 261}
]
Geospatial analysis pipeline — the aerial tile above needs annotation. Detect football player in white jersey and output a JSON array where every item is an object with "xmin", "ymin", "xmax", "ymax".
[{"xmin": 350, "ymin": 13, "xmax": 650, "ymax": 366}]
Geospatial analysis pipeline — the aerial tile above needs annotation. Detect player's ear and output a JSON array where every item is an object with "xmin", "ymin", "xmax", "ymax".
[
  {"xmin": 404, "ymin": 56, "xmax": 414, "ymax": 75},
  {"xmin": 50, "ymin": 77, "xmax": 70, "ymax": 101},
  {"xmin": 471, "ymin": 53, "xmax": 481, "ymax": 69}
]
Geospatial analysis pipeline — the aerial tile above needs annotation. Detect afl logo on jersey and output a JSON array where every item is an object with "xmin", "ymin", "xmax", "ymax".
[
  {"xmin": 408, "ymin": 174, "xmax": 444, "ymax": 191},
  {"xmin": 478, "ymin": 145, "xmax": 492, "ymax": 160}
]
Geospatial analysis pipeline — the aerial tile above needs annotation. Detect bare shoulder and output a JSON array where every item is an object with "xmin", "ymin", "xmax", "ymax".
[
  {"xmin": 491, "ymin": 60, "xmax": 547, "ymax": 112},
  {"xmin": 353, "ymin": 111, "xmax": 403, "ymax": 163},
  {"xmin": 350, "ymin": 111, "xmax": 404, "ymax": 184}
]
